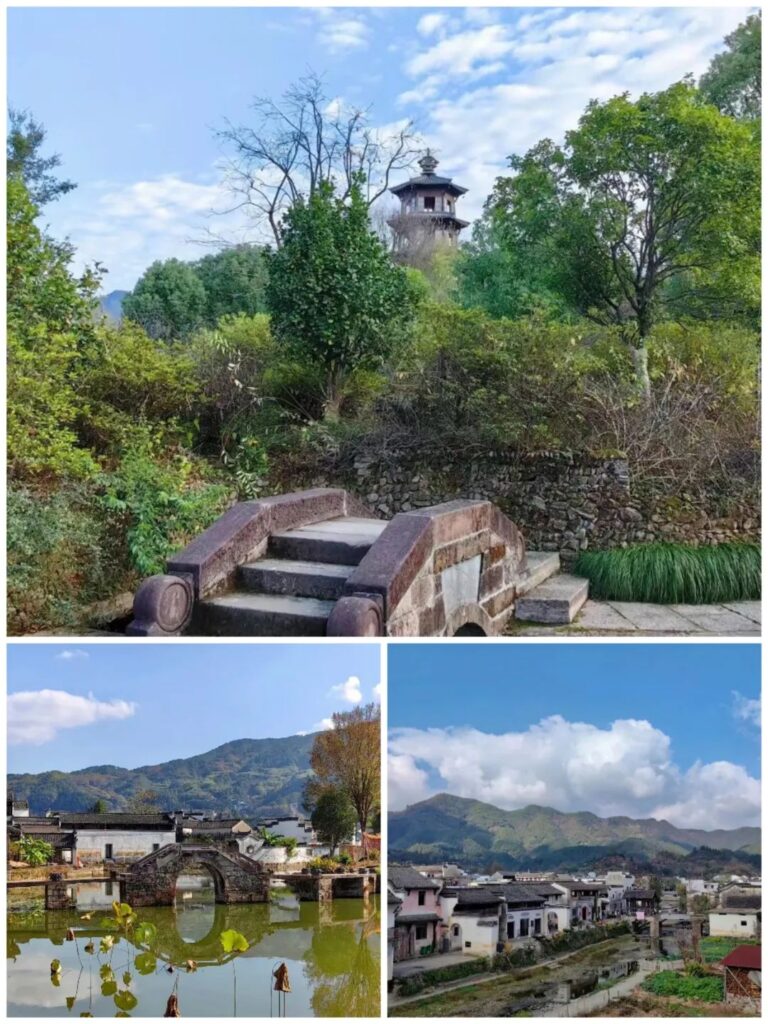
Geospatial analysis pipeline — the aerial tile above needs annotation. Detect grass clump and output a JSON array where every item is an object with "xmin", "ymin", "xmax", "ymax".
[
  {"xmin": 573, "ymin": 542, "xmax": 760, "ymax": 604},
  {"xmin": 699, "ymin": 937, "xmax": 759, "ymax": 963},
  {"xmin": 641, "ymin": 970, "xmax": 723, "ymax": 1002}
]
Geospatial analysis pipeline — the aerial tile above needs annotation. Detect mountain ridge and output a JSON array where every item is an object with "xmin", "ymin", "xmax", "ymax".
[
  {"xmin": 8, "ymin": 734, "xmax": 318, "ymax": 818},
  {"xmin": 389, "ymin": 793, "xmax": 760, "ymax": 873}
]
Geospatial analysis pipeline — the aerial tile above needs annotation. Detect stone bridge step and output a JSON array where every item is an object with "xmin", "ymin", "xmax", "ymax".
[
  {"xmin": 268, "ymin": 516, "xmax": 387, "ymax": 566},
  {"xmin": 515, "ymin": 573, "xmax": 589, "ymax": 624},
  {"xmin": 199, "ymin": 592, "xmax": 334, "ymax": 636},
  {"xmin": 239, "ymin": 557, "xmax": 352, "ymax": 601},
  {"xmin": 517, "ymin": 551, "xmax": 561, "ymax": 595}
]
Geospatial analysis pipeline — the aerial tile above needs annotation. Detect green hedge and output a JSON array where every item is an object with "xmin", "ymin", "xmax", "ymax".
[
  {"xmin": 573, "ymin": 542, "xmax": 760, "ymax": 604},
  {"xmin": 641, "ymin": 970, "xmax": 723, "ymax": 1002}
]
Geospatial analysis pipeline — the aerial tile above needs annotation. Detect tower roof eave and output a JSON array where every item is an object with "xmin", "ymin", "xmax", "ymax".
[{"xmin": 390, "ymin": 177, "xmax": 468, "ymax": 197}]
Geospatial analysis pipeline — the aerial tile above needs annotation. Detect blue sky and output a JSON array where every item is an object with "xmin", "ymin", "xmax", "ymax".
[
  {"xmin": 7, "ymin": 643, "xmax": 381, "ymax": 774},
  {"xmin": 8, "ymin": 5, "xmax": 751, "ymax": 290},
  {"xmin": 388, "ymin": 644, "xmax": 761, "ymax": 830}
]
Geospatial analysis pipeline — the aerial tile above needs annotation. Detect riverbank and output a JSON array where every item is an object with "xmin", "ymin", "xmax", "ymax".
[{"xmin": 389, "ymin": 933, "xmax": 651, "ymax": 1016}]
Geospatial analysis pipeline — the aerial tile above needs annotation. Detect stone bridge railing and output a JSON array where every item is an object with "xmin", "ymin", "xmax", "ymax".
[
  {"xmin": 128, "ymin": 488, "xmax": 373, "ymax": 636},
  {"xmin": 328, "ymin": 499, "xmax": 527, "ymax": 637}
]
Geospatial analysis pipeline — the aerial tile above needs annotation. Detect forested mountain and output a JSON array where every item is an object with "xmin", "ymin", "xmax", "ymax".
[
  {"xmin": 8, "ymin": 735, "xmax": 316, "ymax": 818},
  {"xmin": 98, "ymin": 290, "xmax": 127, "ymax": 322},
  {"xmin": 390, "ymin": 794, "xmax": 761, "ymax": 874}
]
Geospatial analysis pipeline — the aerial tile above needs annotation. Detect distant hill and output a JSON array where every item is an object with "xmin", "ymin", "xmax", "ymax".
[
  {"xmin": 390, "ymin": 793, "xmax": 761, "ymax": 874},
  {"xmin": 8, "ymin": 735, "xmax": 317, "ymax": 818},
  {"xmin": 98, "ymin": 290, "xmax": 128, "ymax": 322}
]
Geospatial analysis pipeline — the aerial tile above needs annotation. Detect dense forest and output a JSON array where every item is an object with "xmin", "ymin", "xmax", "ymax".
[{"xmin": 7, "ymin": 15, "xmax": 760, "ymax": 633}]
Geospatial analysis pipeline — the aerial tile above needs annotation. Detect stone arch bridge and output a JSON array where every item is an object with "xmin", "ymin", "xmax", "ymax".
[
  {"xmin": 129, "ymin": 488, "xmax": 585, "ymax": 636},
  {"xmin": 117, "ymin": 844, "xmax": 270, "ymax": 907}
]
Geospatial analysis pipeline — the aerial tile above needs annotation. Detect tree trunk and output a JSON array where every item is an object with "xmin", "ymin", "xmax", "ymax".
[
  {"xmin": 631, "ymin": 344, "xmax": 651, "ymax": 401},
  {"xmin": 323, "ymin": 367, "xmax": 343, "ymax": 421}
]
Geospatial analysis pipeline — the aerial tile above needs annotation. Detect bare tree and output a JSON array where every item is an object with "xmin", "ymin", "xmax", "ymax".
[{"xmin": 217, "ymin": 72, "xmax": 421, "ymax": 245}]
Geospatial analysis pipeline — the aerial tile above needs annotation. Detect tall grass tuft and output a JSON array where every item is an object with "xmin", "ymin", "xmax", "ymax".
[{"xmin": 573, "ymin": 543, "xmax": 760, "ymax": 604}]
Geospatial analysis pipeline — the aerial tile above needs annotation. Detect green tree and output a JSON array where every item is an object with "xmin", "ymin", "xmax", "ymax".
[
  {"xmin": 311, "ymin": 788, "xmax": 358, "ymax": 855},
  {"xmin": 267, "ymin": 180, "xmax": 415, "ymax": 418},
  {"xmin": 7, "ymin": 108, "xmax": 76, "ymax": 206},
  {"xmin": 194, "ymin": 245, "xmax": 268, "ymax": 322},
  {"xmin": 7, "ymin": 177, "xmax": 100, "ymax": 480},
  {"xmin": 676, "ymin": 882, "xmax": 688, "ymax": 913},
  {"xmin": 487, "ymin": 83, "xmax": 759, "ymax": 395},
  {"xmin": 690, "ymin": 894, "xmax": 712, "ymax": 916},
  {"xmin": 18, "ymin": 836, "xmax": 54, "ymax": 866},
  {"xmin": 90, "ymin": 799, "xmax": 108, "ymax": 813},
  {"xmin": 700, "ymin": 14, "xmax": 761, "ymax": 120},
  {"xmin": 123, "ymin": 258, "xmax": 208, "ymax": 340},
  {"xmin": 648, "ymin": 876, "xmax": 663, "ymax": 906}
]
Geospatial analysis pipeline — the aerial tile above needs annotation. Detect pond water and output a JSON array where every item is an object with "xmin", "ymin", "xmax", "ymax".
[{"xmin": 7, "ymin": 877, "xmax": 380, "ymax": 1017}]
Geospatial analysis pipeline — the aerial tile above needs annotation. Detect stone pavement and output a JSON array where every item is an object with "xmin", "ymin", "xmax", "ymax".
[
  {"xmin": 393, "ymin": 949, "xmax": 485, "ymax": 979},
  {"xmin": 512, "ymin": 600, "xmax": 760, "ymax": 636}
]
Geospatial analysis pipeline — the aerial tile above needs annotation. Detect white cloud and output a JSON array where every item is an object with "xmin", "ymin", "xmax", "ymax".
[
  {"xmin": 406, "ymin": 24, "xmax": 516, "ymax": 79},
  {"xmin": 373, "ymin": 682, "xmax": 382, "ymax": 700},
  {"xmin": 50, "ymin": 170, "xmax": 257, "ymax": 290},
  {"xmin": 8, "ymin": 690, "xmax": 137, "ymax": 746},
  {"xmin": 55, "ymin": 650, "xmax": 89, "ymax": 662},
  {"xmin": 314, "ymin": 9, "xmax": 370, "ymax": 53},
  {"xmin": 329, "ymin": 675, "xmax": 363, "ymax": 704},
  {"xmin": 399, "ymin": 5, "xmax": 751, "ymax": 228},
  {"xmin": 388, "ymin": 715, "xmax": 761, "ymax": 830},
  {"xmin": 417, "ymin": 13, "xmax": 447, "ymax": 37},
  {"xmin": 389, "ymin": 752, "xmax": 431, "ymax": 810},
  {"xmin": 653, "ymin": 760, "xmax": 762, "ymax": 832},
  {"xmin": 732, "ymin": 691, "xmax": 761, "ymax": 728},
  {"xmin": 314, "ymin": 717, "xmax": 335, "ymax": 732}
]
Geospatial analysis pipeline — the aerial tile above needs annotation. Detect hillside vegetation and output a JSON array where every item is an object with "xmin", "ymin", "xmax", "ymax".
[
  {"xmin": 389, "ymin": 793, "xmax": 761, "ymax": 874},
  {"xmin": 8, "ymin": 735, "xmax": 316, "ymax": 818}
]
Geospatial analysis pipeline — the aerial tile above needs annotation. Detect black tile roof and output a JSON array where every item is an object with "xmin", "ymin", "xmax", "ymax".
[
  {"xmin": 389, "ymin": 865, "xmax": 441, "ymax": 890},
  {"xmin": 447, "ymin": 888, "xmax": 504, "ymax": 909},
  {"xmin": 488, "ymin": 883, "xmax": 547, "ymax": 906},
  {"xmin": 55, "ymin": 813, "xmax": 175, "ymax": 828},
  {"xmin": 719, "ymin": 895, "xmax": 762, "ymax": 911},
  {"xmin": 391, "ymin": 174, "xmax": 467, "ymax": 196}
]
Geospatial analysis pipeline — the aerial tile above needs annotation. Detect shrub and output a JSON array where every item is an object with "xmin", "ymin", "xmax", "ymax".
[
  {"xmin": 81, "ymin": 322, "xmax": 200, "ymax": 450},
  {"xmin": 539, "ymin": 922, "xmax": 630, "ymax": 956},
  {"xmin": 574, "ymin": 542, "xmax": 760, "ymax": 604},
  {"xmin": 18, "ymin": 836, "xmax": 54, "ymax": 866},
  {"xmin": 641, "ymin": 969, "xmax": 723, "ymax": 1002},
  {"xmin": 98, "ymin": 431, "xmax": 231, "ymax": 577},
  {"xmin": 8, "ymin": 485, "xmax": 118, "ymax": 634}
]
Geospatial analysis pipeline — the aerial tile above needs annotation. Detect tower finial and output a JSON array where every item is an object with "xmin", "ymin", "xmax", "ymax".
[{"xmin": 418, "ymin": 149, "xmax": 438, "ymax": 175}]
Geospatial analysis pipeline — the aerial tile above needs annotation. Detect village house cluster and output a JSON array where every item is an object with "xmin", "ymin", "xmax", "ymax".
[
  {"xmin": 387, "ymin": 862, "xmax": 762, "ymax": 988},
  {"xmin": 7, "ymin": 793, "xmax": 360, "ymax": 869}
]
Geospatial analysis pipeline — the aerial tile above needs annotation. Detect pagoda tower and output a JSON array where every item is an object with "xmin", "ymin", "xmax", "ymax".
[{"xmin": 387, "ymin": 150, "xmax": 469, "ymax": 253}]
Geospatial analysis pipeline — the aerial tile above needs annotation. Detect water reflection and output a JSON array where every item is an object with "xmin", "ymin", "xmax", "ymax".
[{"xmin": 7, "ymin": 880, "xmax": 380, "ymax": 1017}]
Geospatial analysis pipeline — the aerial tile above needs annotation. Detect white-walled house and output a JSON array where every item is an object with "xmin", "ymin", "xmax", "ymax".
[
  {"xmin": 439, "ymin": 888, "xmax": 506, "ymax": 955},
  {"xmin": 55, "ymin": 813, "xmax": 178, "ymax": 864},
  {"xmin": 709, "ymin": 884, "xmax": 761, "ymax": 938},
  {"xmin": 709, "ymin": 908, "xmax": 761, "ymax": 938}
]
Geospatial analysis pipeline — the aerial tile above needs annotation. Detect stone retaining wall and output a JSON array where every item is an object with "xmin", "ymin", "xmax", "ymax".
[{"xmin": 285, "ymin": 449, "xmax": 759, "ymax": 567}]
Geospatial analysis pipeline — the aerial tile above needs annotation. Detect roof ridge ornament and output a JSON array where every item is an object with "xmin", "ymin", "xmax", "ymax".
[{"xmin": 418, "ymin": 149, "xmax": 439, "ymax": 175}]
